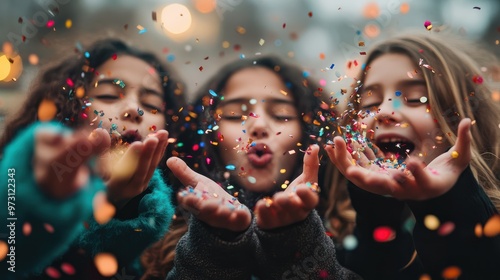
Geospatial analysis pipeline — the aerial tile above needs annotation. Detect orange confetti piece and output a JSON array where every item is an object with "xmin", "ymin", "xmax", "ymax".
[
  {"xmin": 23, "ymin": 222, "xmax": 32, "ymax": 236},
  {"xmin": 0, "ymin": 241, "xmax": 8, "ymax": 261},
  {"xmin": 484, "ymin": 214, "xmax": 500, "ymax": 237},
  {"xmin": 441, "ymin": 266, "xmax": 462, "ymax": 279},
  {"xmin": 93, "ymin": 191, "xmax": 116, "ymax": 225},
  {"xmin": 37, "ymin": 99, "xmax": 57, "ymax": 122},
  {"xmin": 94, "ymin": 253, "xmax": 118, "ymax": 277}
]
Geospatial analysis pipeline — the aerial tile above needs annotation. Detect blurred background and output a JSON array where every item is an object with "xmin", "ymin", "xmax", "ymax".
[{"xmin": 1, "ymin": 0, "xmax": 499, "ymax": 133}]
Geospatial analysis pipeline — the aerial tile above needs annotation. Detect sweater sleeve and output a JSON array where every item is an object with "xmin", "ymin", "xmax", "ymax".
[
  {"xmin": 0, "ymin": 122, "xmax": 105, "ymax": 278},
  {"xmin": 254, "ymin": 210, "xmax": 362, "ymax": 280},
  {"xmin": 343, "ymin": 182, "xmax": 419, "ymax": 280},
  {"xmin": 407, "ymin": 166, "xmax": 500, "ymax": 279},
  {"xmin": 167, "ymin": 216, "xmax": 256, "ymax": 280},
  {"xmin": 76, "ymin": 169, "xmax": 174, "ymax": 267}
]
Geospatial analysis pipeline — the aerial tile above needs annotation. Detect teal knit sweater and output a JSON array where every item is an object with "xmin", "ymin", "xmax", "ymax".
[{"xmin": 0, "ymin": 122, "xmax": 174, "ymax": 279}]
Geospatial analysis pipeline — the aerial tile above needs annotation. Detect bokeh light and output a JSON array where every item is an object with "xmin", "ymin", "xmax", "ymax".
[
  {"xmin": 194, "ymin": 0, "xmax": 216, "ymax": 14},
  {"xmin": 161, "ymin": 3, "xmax": 192, "ymax": 35}
]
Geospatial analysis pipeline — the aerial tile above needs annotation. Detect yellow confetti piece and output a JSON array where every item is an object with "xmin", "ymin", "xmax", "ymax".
[
  {"xmin": 279, "ymin": 89, "xmax": 288, "ymax": 96},
  {"xmin": 279, "ymin": 169, "xmax": 286, "ymax": 174},
  {"xmin": 259, "ymin": 38, "xmax": 265, "ymax": 46},
  {"xmin": 0, "ymin": 241, "xmax": 8, "ymax": 261},
  {"xmin": 65, "ymin": 19, "xmax": 72, "ymax": 29},
  {"xmin": 236, "ymin": 26, "xmax": 246, "ymax": 34},
  {"xmin": 93, "ymin": 191, "xmax": 116, "ymax": 225},
  {"xmin": 37, "ymin": 99, "xmax": 57, "ymax": 122},
  {"xmin": 94, "ymin": 253, "xmax": 118, "ymax": 277},
  {"xmin": 484, "ymin": 214, "xmax": 500, "ymax": 237},
  {"xmin": 222, "ymin": 41, "xmax": 230, "ymax": 48},
  {"xmin": 441, "ymin": 266, "xmax": 461, "ymax": 279},
  {"xmin": 423, "ymin": 215, "xmax": 440, "ymax": 230},
  {"xmin": 281, "ymin": 183, "xmax": 288, "ymax": 189},
  {"xmin": 451, "ymin": 151, "xmax": 459, "ymax": 159}
]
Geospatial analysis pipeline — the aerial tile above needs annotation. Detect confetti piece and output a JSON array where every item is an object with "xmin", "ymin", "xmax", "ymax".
[
  {"xmin": 236, "ymin": 26, "xmax": 246, "ymax": 34},
  {"xmin": 44, "ymin": 223, "xmax": 55, "ymax": 233},
  {"xmin": 451, "ymin": 151, "xmax": 459, "ymax": 159},
  {"xmin": 28, "ymin": 53, "xmax": 39, "ymax": 65},
  {"xmin": 248, "ymin": 176, "xmax": 256, "ymax": 184},
  {"xmin": 308, "ymin": 11, "xmax": 313, "ymax": 17},
  {"xmin": 400, "ymin": 3, "xmax": 410, "ymax": 14},
  {"xmin": 61, "ymin": 263, "xmax": 75, "ymax": 275},
  {"xmin": 66, "ymin": 78, "xmax": 74, "ymax": 87},
  {"xmin": 424, "ymin": 20, "xmax": 432, "ymax": 30},
  {"xmin": 259, "ymin": 38, "xmax": 265, "ymax": 46},
  {"xmin": 475, "ymin": 223, "xmax": 483, "ymax": 237},
  {"xmin": 419, "ymin": 96, "xmax": 428, "ymax": 103},
  {"xmin": 152, "ymin": 11, "xmax": 157, "ymax": 21},
  {"xmin": 45, "ymin": 267, "xmax": 61, "ymax": 278},
  {"xmin": 0, "ymin": 241, "xmax": 8, "ymax": 261},
  {"xmin": 279, "ymin": 169, "xmax": 286, "ymax": 174},
  {"xmin": 472, "ymin": 75, "xmax": 483, "ymax": 84},
  {"xmin": 484, "ymin": 214, "xmax": 500, "ymax": 237},
  {"xmin": 437, "ymin": 221, "xmax": 455, "ymax": 236},
  {"xmin": 46, "ymin": 20, "xmax": 55, "ymax": 28},
  {"xmin": 373, "ymin": 226, "xmax": 395, "ymax": 242},
  {"xmin": 94, "ymin": 253, "xmax": 118, "ymax": 277},
  {"xmin": 65, "ymin": 19, "xmax": 72, "ymax": 28},
  {"xmin": 282, "ymin": 23, "xmax": 286, "ymax": 29},
  {"xmin": 473, "ymin": 6, "xmax": 481, "ymax": 10},
  {"xmin": 199, "ymin": 66, "xmax": 203, "ymax": 71},
  {"xmin": 424, "ymin": 215, "xmax": 440, "ymax": 230},
  {"xmin": 93, "ymin": 191, "xmax": 116, "ymax": 225},
  {"xmin": 441, "ymin": 266, "xmax": 462, "ymax": 279},
  {"xmin": 343, "ymin": 234, "xmax": 358, "ymax": 250},
  {"xmin": 37, "ymin": 99, "xmax": 57, "ymax": 122}
]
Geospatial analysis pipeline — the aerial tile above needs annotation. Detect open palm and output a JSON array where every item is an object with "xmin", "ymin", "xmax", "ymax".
[{"xmin": 325, "ymin": 118, "xmax": 472, "ymax": 200}]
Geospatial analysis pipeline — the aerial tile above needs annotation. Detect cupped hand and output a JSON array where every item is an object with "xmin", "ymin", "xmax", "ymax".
[
  {"xmin": 34, "ymin": 127, "xmax": 110, "ymax": 199},
  {"xmin": 255, "ymin": 144, "xmax": 320, "ymax": 230},
  {"xmin": 99, "ymin": 130, "xmax": 169, "ymax": 208},
  {"xmin": 167, "ymin": 157, "xmax": 252, "ymax": 232},
  {"xmin": 325, "ymin": 118, "xmax": 472, "ymax": 200}
]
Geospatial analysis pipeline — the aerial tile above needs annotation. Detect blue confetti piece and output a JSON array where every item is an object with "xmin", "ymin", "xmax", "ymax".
[
  {"xmin": 209, "ymin": 89, "xmax": 217, "ymax": 97},
  {"xmin": 240, "ymin": 54, "xmax": 246, "ymax": 59},
  {"xmin": 98, "ymin": 120, "xmax": 103, "ymax": 128},
  {"xmin": 330, "ymin": 64, "xmax": 335, "ymax": 69},
  {"xmin": 303, "ymin": 71, "xmax": 310, "ymax": 78},
  {"xmin": 197, "ymin": 129, "xmax": 204, "ymax": 135},
  {"xmin": 395, "ymin": 91, "xmax": 402, "ymax": 97},
  {"xmin": 84, "ymin": 52, "xmax": 90, "ymax": 58},
  {"xmin": 393, "ymin": 99, "xmax": 402, "ymax": 109},
  {"xmin": 225, "ymin": 164, "xmax": 236, "ymax": 171},
  {"xmin": 167, "ymin": 54, "xmax": 175, "ymax": 62},
  {"xmin": 139, "ymin": 28, "xmax": 147, "ymax": 34},
  {"xmin": 111, "ymin": 123, "xmax": 118, "ymax": 130}
]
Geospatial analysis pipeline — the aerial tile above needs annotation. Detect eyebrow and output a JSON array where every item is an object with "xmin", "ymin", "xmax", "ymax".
[
  {"xmin": 219, "ymin": 97, "xmax": 295, "ymax": 106},
  {"xmin": 94, "ymin": 78, "xmax": 163, "ymax": 98},
  {"xmin": 361, "ymin": 79, "xmax": 426, "ymax": 94}
]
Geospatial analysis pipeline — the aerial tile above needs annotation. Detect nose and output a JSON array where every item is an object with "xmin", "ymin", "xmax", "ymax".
[
  {"xmin": 120, "ymin": 96, "xmax": 143, "ymax": 124},
  {"xmin": 375, "ymin": 98, "xmax": 402, "ymax": 125},
  {"xmin": 248, "ymin": 114, "xmax": 270, "ymax": 139}
]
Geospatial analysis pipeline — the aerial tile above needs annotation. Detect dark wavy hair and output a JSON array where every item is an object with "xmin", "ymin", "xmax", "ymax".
[
  {"xmin": 0, "ymin": 38, "xmax": 186, "ymax": 161},
  {"xmin": 141, "ymin": 55, "xmax": 334, "ymax": 279}
]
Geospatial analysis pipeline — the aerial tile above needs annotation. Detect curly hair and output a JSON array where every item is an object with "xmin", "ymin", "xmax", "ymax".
[{"xmin": 0, "ymin": 39, "xmax": 186, "ymax": 160}]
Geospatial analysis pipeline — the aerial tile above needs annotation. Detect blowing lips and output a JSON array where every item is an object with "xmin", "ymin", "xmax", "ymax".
[
  {"xmin": 111, "ymin": 129, "xmax": 143, "ymax": 147},
  {"xmin": 247, "ymin": 143, "xmax": 273, "ymax": 168}
]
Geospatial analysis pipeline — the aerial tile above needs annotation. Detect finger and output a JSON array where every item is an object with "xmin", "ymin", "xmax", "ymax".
[
  {"xmin": 88, "ymin": 128, "xmax": 111, "ymax": 155},
  {"xmin": 334, "ymin": 136, "xmax": 356, "ymax": 169},
  {"xmin": 167, "ymin": 157, "xmax": 220, "ymax": 189},
  {"xmin": 301, "ymin": 144, "xmax": 320, "ymax": 183},
  {"xmin": 108, "ymin": 142, "xmax": 143, "ymax": 184},
  {"xmin": 128, "ymin": 137, "xmax": 158, "ymax": 189},
  {"xmin": 295, "ymin": 184, "xmax": 319, "ymax": 210},
  {"xmin": 142, "ymin": 130, "xmax": 170, "ymax": 187},
  {"xmin": 451, "ymin": 118, "xmax": 472, "ymax": 166}
]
